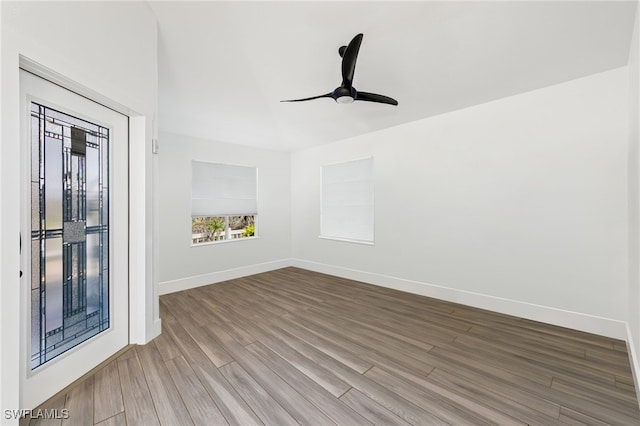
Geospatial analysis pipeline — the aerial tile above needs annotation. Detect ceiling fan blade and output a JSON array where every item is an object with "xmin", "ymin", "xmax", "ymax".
[
  {"xmin": 280, "ymin": 93, "xmax": 333, "ymax": 103},
  {"xmin": 341, "ymin": 33, "xmax": 363, "ymax": 88},
  {"xmin": 355, "ymin": 91, "xmax": 398, "ymax": 106}
]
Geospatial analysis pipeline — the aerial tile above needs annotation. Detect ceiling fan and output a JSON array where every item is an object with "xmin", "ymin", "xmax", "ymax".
[{"xmin": 281, "ymin": 33, "xmax": 398, "ymax": 106}]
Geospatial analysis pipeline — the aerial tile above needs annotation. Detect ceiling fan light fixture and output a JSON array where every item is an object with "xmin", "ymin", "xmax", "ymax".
[{"xmin": 336, "ymin": 96, "xmax": 354, "ymax": 104}]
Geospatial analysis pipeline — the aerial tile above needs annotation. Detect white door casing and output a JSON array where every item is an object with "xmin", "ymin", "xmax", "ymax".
[{"xmin": 19, "ymin": 70, "xmax": 129, "ymax": 410}]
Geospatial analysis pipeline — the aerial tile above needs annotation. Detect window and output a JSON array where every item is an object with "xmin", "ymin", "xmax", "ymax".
[
  {"xmin": 321, "ymin": 157, "xmax": 374, "ymax": 243},
  {"xmin": 191, "ymin": 161, "xmax": 257, "ymax": 245},
  {"xmin": 191, "ymin": 215, "xmax": 256, "ymax": 244}
]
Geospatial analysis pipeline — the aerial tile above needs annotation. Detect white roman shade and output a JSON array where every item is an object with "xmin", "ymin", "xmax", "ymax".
[
  {"xmin": 321, "ymin": 157, "xmax": 374, "ymax": 242},
  {"xmin": 191, "ymin": 161, "xmax": 257, "ymax": 216}
]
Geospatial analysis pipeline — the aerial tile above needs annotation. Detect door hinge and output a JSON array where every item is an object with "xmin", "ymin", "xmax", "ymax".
[{"xmin": 19, "ymin": 232, "xmax": 23, "ymax": 277}]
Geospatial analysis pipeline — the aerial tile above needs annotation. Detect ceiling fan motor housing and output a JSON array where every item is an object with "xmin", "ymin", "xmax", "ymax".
[{"xmin": 333, "ymin": 86, "xmax": 356, "ymax": 103}]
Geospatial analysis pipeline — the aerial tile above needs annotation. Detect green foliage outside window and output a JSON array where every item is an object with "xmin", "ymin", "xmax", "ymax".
[
  {"xmin": 192, "ymin": 215, "xmax": 256, "ymax": 244},
  {"xmin": 208, "ymin": 219, "xmax": 225, "ymax": 239},
  {"xmin": 243, "ymin": 224, "xmax": 255, "ymax": 237}
]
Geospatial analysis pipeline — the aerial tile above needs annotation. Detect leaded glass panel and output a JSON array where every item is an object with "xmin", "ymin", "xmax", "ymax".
[{"xmin": 30, "ymin": 103, "xmax": 110, "ymax": 370}]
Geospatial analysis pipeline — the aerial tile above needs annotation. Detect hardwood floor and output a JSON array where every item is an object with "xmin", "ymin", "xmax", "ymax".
[{"xmin": 26, "ymin": 267, "xmax": 640, "ymax": 425}]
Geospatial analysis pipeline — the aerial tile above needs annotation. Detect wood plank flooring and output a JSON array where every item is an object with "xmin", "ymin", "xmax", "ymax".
[{"xmin": 26, "ymin": 267, "xmax": 640, "ymax": 425}]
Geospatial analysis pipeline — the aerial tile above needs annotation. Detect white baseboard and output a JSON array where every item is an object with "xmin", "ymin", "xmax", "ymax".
[
  {"xmin": 626, "ymin": 324, "xmax": 640, "ymax": 409},
  {"xmin": 290, "ymin": 259, "xmax": 628, "ymax": 340},
  {"xmin": 159, "ymin": 258, "xmax": 293, "ymax": 295}
]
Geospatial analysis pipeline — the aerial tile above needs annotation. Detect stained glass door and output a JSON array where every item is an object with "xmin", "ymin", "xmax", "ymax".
[
  {"xmin": 21, "ymin": 70, "xmax": 129, "ymax": 410},
  {"xmin": 30, "ymin": 103, "xmax": 111, "ymax": 369}
]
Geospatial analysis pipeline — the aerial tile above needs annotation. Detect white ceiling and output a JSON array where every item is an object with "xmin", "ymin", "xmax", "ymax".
[{"xmin": 150, "ymin": 1, "xmax": 637, "ymax": 151}]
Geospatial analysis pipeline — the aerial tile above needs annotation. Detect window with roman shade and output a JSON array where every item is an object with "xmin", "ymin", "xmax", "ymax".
[
  {"xmin": 191, "ymin": 161, "xmax": 257, "ymax": 244},
  {"xmin": 321, "ymin": 157, "xmax": 374, "ymax": 243}
]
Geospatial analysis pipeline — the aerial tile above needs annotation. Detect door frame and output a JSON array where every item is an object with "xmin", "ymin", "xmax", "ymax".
[
  {"xmin": 7, "ymin": 56, "xmax": 161, "ymax": 411},
  {"xmin": 19, "ymin": 69, "xmax": 130, "ymax": 410}
]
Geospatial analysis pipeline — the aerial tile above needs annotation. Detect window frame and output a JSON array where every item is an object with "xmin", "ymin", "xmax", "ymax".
[
  {"xmin": 319, "ymin": 156, "xmax": 375, "ymax": 245},
  {"xmin": 190, "ymin": 160, "xmax": 259, "ymax": 247},
  {"xmin": 191, "ymin": 214, "xmax": 259, "ymax": 246}
]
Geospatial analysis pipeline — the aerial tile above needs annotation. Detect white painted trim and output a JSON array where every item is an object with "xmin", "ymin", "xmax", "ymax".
[
  {"xmin": 150, "ymin": 318, "xmax": 162, "ymax": 341},
  {"xmin": 317, "ymin": 236, "xmax": 375, "ymax": 245},
  {"xmin": 19, "ymin": 70, "xmax": 135, "ymax": 411},
  {"xmin": 20, "ymin": 56, "xmax": 132, "ymax": 116},
  {"xmin": 191, "ymin": 236, "xmax": 260, "ymax": 247},
  {"xmin": 290, "ymin": 259, "xmax": 628, "ymax": 340},
  {"xmin": 128, "ymin": 115, "xmax": 152, "ymax": 345},
  {"xmin": 159, "ymin": 258, "xmax": 293, "ymax": 295},
  {"xmin": 161, "ymin": 257, "xmax": 630, "ymax": 341},
  {"xmin": 626, "ymin": 323, "xmax": 640, "ymax": 409},
  {"xmin": 17, "ymin": 59, "xmax": 155, "ymax": 348}
]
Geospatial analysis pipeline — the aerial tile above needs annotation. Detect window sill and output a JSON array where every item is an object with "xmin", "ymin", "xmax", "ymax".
[
  {"xmin": 191, "ymin": 236, "xmax": 259, "ymax": 247},
  {"xmin": 318, "ymin": 235, "xmax": 375, "ymax": 246}
]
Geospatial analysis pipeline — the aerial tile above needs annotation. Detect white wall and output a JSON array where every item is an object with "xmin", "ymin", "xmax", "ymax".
[
  {"xmin": 158, "ymin": 132, "xmax": 291, "ymax": 294},
  {"xmin": 292, "ymin": 67, "xmax": 629, "ymax": 337},
  {"xmin": 628, "ymin": 4, "xmax": 640, "ymax": 407},
  {"xmin": 0, "ymin": 1, "xmax": 158, "ymax": 417},
  {"xmin": 0, "ymin": 1, "xmax": 4, "ymax": 416}
]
